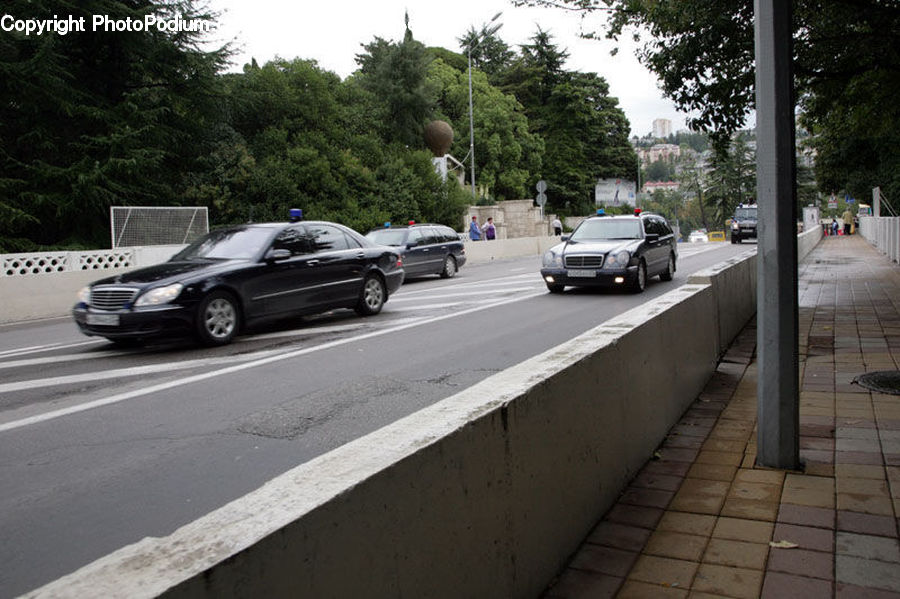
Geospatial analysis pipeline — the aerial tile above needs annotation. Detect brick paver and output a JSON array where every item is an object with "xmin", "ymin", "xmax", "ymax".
[{"xmin": 542, "ymin": 235, "xmax": 900, "ymax": 598}]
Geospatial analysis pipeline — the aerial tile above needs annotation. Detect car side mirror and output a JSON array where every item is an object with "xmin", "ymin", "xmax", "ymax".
[
  {"xmin": 645, "ymin": 233, "xmax": 660, "ymax": 243},
  {"xmin": 561, "ymin": 235, "xmax": 570, "ymax": 241},
  {"xmin": 265, "ymin": 248, "xmax": 292, "ymax": 262}
]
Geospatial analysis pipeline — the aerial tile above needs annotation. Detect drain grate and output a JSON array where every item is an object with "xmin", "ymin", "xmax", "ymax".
[{"xmin": 853, "ymin": 371, "xmax": 900, "ymax": 396}]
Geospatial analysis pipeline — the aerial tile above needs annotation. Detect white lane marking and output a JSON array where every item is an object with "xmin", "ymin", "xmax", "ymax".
[
  {"xmin": 0, "ymin": 350, "xmax": 288, "ymax": 394},
  {"xmin": 0, "ymin": 290, "xmax": 546, "ymax": 433},
  {"xmin": 0, "ymin": 339, "xmax": 104, "ymax": 359},
  {"xmin": 388, "ymin": 286, "xmax": 538, "ymax": 302}
]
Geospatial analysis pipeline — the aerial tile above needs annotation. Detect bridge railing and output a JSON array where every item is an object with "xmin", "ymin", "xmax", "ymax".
[{"xmin": 858, "ymin": 216, "xmax": 900, "ymax": 263}]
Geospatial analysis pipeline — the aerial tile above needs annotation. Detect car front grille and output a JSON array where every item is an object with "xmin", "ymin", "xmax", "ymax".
[
  {"xmin": 565, "ymin": 255, "xmax": 604, "ymax": 268},
  {"xmin": 90, "ymin": 287, "xmax": 138, "ymax": 310}
]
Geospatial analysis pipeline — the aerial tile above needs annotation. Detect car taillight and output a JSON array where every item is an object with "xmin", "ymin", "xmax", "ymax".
[{"xmin": 396, "ymin": 257, "xmax": 403, "ymax": 267}]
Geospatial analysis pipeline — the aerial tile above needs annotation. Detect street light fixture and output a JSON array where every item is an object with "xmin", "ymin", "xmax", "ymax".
[{"xmin": 467, "ymin": 12, "xmax": 502, "ymax": 200}]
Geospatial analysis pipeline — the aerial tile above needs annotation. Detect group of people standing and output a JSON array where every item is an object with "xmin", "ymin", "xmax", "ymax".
[
  {"xmin": 469, "ymin": 215, "xmax": 566, "ymax": 240},
  {"xmin": 468, "ymin": 216, "xmax": 496, "ymax": 241}
]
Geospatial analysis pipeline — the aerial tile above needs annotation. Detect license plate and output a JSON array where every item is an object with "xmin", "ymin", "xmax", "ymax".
[
  {"xmin": 567, "ymin": 269, "xmax": 596, "ymax": 278},
  {"xmin": 86, "ymin": 313, "xmax": 120, "ymax": 326}
]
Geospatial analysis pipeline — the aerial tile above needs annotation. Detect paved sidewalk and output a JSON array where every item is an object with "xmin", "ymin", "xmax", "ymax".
[{"xmin": 542, "ymin": 234, "xmax": 900, "ymax": 598}]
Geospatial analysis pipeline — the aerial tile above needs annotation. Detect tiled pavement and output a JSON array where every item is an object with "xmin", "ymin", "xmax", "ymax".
[{"xmin": 542, "ymin": 234, "xmax": 900, "ymax": 598}]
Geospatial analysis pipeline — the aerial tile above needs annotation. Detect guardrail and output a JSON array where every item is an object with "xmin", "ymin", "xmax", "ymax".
[
  {"xmin": 858, "ymin": 216, "xmax": 900, "ymax": 263},
  {"xmin": 27, "ymin": 228, "xmax": 823, "ymax": 598}
]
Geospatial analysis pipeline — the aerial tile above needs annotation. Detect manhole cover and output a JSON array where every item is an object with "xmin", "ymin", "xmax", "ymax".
[{"xmin": 853, "ymin": 371, "xmax": 900, "ymax": 396}]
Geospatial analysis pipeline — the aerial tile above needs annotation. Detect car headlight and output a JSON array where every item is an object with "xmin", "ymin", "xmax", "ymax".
[
  {"xmin": 542, "ymin": 250, "xmax": 563, "ymax": 268},
  {"xmin": 603, "ymin": 250, "xmax": 631, "ymax": 269},
  {"xmin": 77, "ymin": 286, "xmax": 91, "ymax": 304},
  {"xmin": 134, "ymin": 283, "xmax": 184, "ymax": 307}
]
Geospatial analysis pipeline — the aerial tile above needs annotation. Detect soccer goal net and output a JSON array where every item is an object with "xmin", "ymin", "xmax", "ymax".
[{"xmin": 110, "ymin": 206, "xmax": 209, "ymax": 248}]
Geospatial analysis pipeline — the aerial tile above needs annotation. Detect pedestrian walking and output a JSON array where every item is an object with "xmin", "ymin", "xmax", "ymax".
[
  {"xmin": 551, "ymin": 217, "xmax": 562, "ymax": 236},
  {"xmin": 841, "ymin": 207, "xmax": 853, "ymax": 235},
  {"xmin": 831, "ymin": 218, "xmax": 839, "ymax": 236},
  {"xmin": 468, "ymin": 215, "xmax": 482, "ymax": 241}
]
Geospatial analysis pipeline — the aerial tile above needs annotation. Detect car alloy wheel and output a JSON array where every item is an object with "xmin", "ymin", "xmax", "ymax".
[
  {"xmin": 197, "ymin": 291, "xmax": 239, "ymax": 345},
  {"xmin": 631, "ymin": 261, "xmax": 647, "ymax": 293},
  {"xmin": 356, "ymin": 275, "xmax": 386, "ymax": 315},
  {"xmin": 440, "ymin": 255, "xmax": 457, "ymax": 278}
]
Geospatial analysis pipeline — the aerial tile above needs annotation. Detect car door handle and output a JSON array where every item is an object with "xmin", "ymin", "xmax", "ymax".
[
  {"xmin": 307, "ymin": 259, "xmax": 320, "ymax": 266},
  {"xmin": 356, "ymin": 252, "xmax": 366, "ymax": 259}
]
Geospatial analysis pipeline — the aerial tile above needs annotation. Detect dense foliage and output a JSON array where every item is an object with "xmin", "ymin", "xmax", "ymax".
[
  {"xmin": 517, "ymin": 0, "xmax": 900, "ymax": 210},
  {"xmin": 1, "ymin": 2, "xmax": 639, "ymax": 251}
]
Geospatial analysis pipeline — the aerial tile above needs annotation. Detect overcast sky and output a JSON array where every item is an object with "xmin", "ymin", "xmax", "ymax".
[{"xmin": 206, "ymin": 0, "xmax": 696, "ymax": 137}]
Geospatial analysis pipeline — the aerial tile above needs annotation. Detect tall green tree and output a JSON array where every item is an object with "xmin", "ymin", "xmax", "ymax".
[
  {"xmin": 0, "ymin": 0, "xmax": 228, "ymax": 251},
  {"xmin": 427, "ymin": 58, "xmax": 543, "ymax": 201},
  {"xmin": 354, "ymin": 15, "xmax": 436, "ymax": 148},
  {"xmin": 498, "ymin": 30, "xmax": 636, "ymax": 214}
]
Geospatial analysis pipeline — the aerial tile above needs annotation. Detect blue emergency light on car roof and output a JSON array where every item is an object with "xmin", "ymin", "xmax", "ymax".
[{"xmin": 289, "ymin": 208, "xmax": 303, "ymax": 222}]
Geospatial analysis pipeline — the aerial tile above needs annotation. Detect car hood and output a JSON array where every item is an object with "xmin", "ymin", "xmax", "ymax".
[
  {"xmin": 90, "ymin": 259, "xmax": 244, "ymax": 287},
  {"xmin": 560, "ymin": 239, "xmax": 639, "ymax": 254}
]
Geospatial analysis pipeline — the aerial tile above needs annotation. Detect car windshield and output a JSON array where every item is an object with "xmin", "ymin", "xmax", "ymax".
[
  {"xmin": 734, "ymin": 208, "xmax": 757, "ymax": 219},
  {"xmin": 171, "ymin": 227, "xmax": 274, "ymax": 261},
  {"xmin": 570, "ymin": 219, "xmax": 642, "ymax": 241},
  {"xmin": 365, "ymin": 229, "xmax": 407, "ymax": 246}
]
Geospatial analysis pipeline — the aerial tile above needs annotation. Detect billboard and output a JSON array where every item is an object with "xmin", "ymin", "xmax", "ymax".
[{"xmin": 595, "ymin": 178, "xmax": 636, "ymax": 207}]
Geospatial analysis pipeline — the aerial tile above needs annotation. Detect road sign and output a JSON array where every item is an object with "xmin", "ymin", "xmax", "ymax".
[
  {"xmin": 536, "ymin": 180, "xmax": 547, "ymax": 193},
  {"xmin": 536, "ymin": 192, "xmax": 547, "ymax": 206}
]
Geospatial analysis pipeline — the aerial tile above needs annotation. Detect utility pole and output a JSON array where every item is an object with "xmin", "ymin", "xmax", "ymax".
[{"xmin": 754, "ymin": 0, "xmax": 800, "ymax": 469}]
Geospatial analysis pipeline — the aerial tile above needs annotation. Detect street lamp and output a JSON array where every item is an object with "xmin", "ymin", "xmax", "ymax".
[{"xmin": 467, "ymin": 12, "xmax": 502, "ymax": 200}]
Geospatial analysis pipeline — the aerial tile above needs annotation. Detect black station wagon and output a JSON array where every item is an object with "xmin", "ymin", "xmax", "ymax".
[
  {"xmin": 540, "ymin": 213, "xmax": 677, "ymax": 293},
  {"xmin": 365, "ymin": 223, "xmax": 466, "ymax": 279}
]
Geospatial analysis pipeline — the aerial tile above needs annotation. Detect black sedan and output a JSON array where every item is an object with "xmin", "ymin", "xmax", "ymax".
[
  {"xmin": 540, "ymin": 213, "xmax": 677, "ymax": 293},
  {"xmin": 73, "ymin": 220, "xmax": 405, "ymax": 346},
  {"xmin": 365, "ymin": 223, "xmax": 466, "ymax": 279}
]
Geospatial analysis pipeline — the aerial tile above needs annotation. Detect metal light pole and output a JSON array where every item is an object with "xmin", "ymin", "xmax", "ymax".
[{"xmin": 466, "ymin": 12, "xmax": 502, "ymax": 201}]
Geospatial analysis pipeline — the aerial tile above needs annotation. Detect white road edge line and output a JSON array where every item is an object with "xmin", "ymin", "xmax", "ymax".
[{"xmin": 0, "ymin": 290, "xmax": 546, "ymax": 433}]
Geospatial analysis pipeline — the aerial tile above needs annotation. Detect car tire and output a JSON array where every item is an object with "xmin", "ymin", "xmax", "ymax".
[
  {"xmin": 196, "ymin": 290, "xmax": 240, "ymax": 346},
  {"xmin": 355, "ymin": 274, "xmax": 386, "ymax": 316},
  {"xmin": 631, "ymin": 261, "xmax": 647, "ymax": 293},
  {"xmin": 440, "ymin": 255, "xmax": 457, "ymax": 278},
  {"xmin": 659, "ymin": 253, "xmax": 675, "ymax": 281},
  {"xmin": 546, "ymin": 283, "xmax": 565, "ymax": 294}
]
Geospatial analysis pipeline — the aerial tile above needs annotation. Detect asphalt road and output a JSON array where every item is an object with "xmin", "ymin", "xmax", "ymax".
[{"xmin": 0, "ymin": 241, "xmax": 752, "ymax": 597}]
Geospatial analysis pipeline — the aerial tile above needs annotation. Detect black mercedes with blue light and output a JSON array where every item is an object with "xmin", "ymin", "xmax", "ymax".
[
  {"xmin": 540, "ymin": 213, "xmax": 677, "ymax": 293},
  {"xmin": 73, "ymin": 219, "xmax": 405, "ymax": 346}
]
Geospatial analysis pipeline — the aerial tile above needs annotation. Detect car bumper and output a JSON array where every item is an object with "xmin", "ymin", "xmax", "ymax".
[
  {"xmin": 384, "ymin": 270, "xmax": 405, "ymax": 296},
  {"xmin": 540, "ymin": 266, "xmax": 639, "ymax": 289},
  {"xmin": 72, "ymin": 304, "xmax": 195, "ymax": 340}
]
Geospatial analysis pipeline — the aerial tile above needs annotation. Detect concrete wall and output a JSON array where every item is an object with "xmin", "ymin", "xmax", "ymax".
[
  {"xmin": 467, "ymin": 199, "xmax": 554, "ymax": 239},
  {"xmin": 0, "ymin": 246, "xmax": 183, "ymax": 324},
  {"xmin": 30, "ymin": 248, "xmax": 762, "ymax": 599}
]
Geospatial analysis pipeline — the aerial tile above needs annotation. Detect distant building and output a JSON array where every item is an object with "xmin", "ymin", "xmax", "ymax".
[
  {"xmin": 642, "ymin": 181, "xmax": 680, "ymax": 194},
  {"xmin": 652, "ymin": 118, "xmax": 672, "ymax": 139},
  {"xmin": 638, "ymin": 144, "xmax": 681, "ymax": 164}
]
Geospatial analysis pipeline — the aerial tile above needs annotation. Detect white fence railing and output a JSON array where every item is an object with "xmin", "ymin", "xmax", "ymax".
[{"xmin": 858, "ymin": 216, "xmax": 900, "ymax": 264}]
